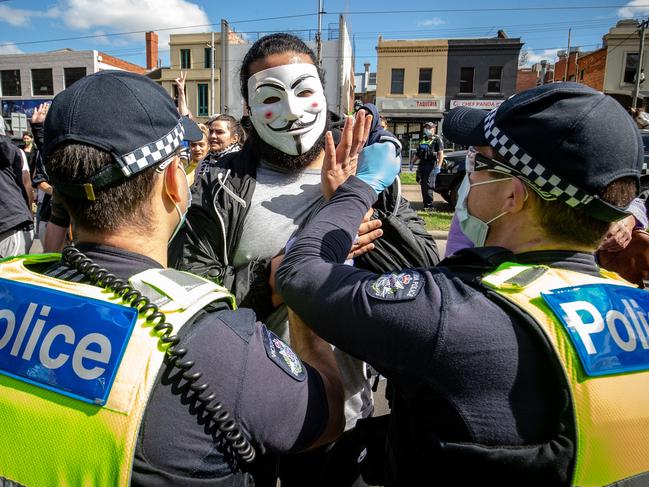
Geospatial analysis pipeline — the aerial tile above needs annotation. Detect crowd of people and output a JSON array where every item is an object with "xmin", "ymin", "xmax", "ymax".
[{"xmin": 1, "ymin": 32, "xmax": 649, "ymax": 487}]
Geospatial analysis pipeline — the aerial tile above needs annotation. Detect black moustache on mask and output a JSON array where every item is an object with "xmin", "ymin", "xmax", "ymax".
[{"xmin": 249, "ymin": 117, "xmax": 330, "ymax": 172}]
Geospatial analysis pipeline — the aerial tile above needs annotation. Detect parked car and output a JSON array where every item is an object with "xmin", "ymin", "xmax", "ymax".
[{"xmin": 435, "ymin": 150, "xmax": 467, "ymax": 207}]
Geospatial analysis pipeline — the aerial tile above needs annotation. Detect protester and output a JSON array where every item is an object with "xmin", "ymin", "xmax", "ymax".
[
  {"xmin": 20, "ymin": 130, "xmax": 38, "ymax": 175},
  {"xmin": 0, "ymin": 121, "xmax": 34, "ymax": 257},
  {"xmin": 173, "ymin": 70, "xmax": 192, "ymax": 118},
  {"xmin": 0, "ymin": 70, "xmax": 345, "ymax": 487},
  {"xmin": 277, "ymin": 82, "xmax": 649, "ymax": 486},
  {"xmin": 195, "ymin": 114, "xmax": 245, "ymax": 177},
  {"xmin": 411, "ymin": 121, "xmax": 443, "ymax": 209},
  {"xmin": 28, "ymin": 103, "xmax": 54, "ymax": 242},
  {"xmin": 596, "ymin": 197, "xmax": 649, "ymax": 286},
  {"xmin": 187, "ymin": 122, "xmax": 209, "ymax": 186},
  {"xmin": 171, "ymin": 33, "xmax": 438, "ymax": 487}
]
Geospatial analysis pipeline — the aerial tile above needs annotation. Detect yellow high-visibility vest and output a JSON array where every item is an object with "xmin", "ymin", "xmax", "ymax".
[
  {"xmin": 482, "ymin": 263, "xmax": 649, "ymax": 486},
  {"xmin": 0, "ymin": 254, "xmax": 235, "ymax": 487}
]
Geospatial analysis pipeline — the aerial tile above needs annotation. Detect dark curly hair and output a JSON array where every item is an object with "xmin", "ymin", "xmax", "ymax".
[{"xmin": 239, "ymin": 33, "xmax": 325, "ymax": 104}]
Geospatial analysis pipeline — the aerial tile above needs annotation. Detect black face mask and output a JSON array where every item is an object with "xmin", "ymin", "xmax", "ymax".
[{"xmin": 249, "ymin": 117, "xmax": 330, "ymax": 172}]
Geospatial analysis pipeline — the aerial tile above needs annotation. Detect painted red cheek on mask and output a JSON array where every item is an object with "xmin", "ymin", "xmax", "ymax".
[
  {"xmin": 265, "ymin": 112, "xmax": 273, "ymax": 119},
  {"xmin": 311, "ymin": 102, "xmax": 318, "ymax": 108}
]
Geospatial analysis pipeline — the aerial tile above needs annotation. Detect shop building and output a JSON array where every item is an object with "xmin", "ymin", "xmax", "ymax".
[
  {"xmin": 375, "ymin": 37, "xmax": 448, "ymax": 156},
  {"xmin": 445, "ymin": 34, "xmax": 522, "ymax": 115}
]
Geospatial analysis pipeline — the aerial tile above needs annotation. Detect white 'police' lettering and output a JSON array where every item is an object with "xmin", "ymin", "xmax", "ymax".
[
  {"xmin": 0, "ymin": 303, "xmax": 112, "ymax": 380},
  {"xmin": 559, "ymin": 298, "xmax": 649, "ymax": 355}
]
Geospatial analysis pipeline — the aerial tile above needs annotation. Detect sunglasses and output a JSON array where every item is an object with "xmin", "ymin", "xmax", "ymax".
[
  {"xmin": 465, "ymin": 146, "xmax": 513, "ymax": 176},
  {"xmin": 156, "ymin": 147, "xmax": 193, "ymax": 173}
]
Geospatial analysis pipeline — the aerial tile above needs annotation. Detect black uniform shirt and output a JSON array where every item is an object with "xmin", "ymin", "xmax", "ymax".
[
  {"xmin": 276, "ymin": 177, "xmax": 600, "ymax": 486},
  {"xmin": 41, "ymin": 244, "xmax": 328, "ymax": 486}
]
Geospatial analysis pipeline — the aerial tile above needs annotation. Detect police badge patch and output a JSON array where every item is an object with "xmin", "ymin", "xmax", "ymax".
[
  {"xmin": 262, "ymin": 328, "xmax": 306, "ymax": 381},
  {"xmin": 366, "ymin": 270, "xmax": 424, "ymax": 301}
]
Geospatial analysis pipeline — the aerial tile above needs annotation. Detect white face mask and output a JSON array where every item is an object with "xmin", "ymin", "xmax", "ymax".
[
  {"xmin": 247, "ymin": 63, "xmax": 327, "ymax": 155},
  {"xmin": 454, "ymin": 174, "xmax": 512, "ymax": 247}
]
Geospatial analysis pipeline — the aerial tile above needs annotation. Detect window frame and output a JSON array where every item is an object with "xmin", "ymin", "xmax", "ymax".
[
  {"xmin": 197, "ymin": 83, "xmax": 209, "ymax": 117},
  {"xmin": 63, "ymin": 67, "xmax": 87, "ymax": 89},
  {"xmin": 487, "ymin": 66, "xmax": 503, "ymax": 94},
  {"xmin": 204, "ymin": 47, "xmax": 212, "ymax": 69},
  {"xmin": 31, "ymin": 68, "xmax": 54, "ymax": 96},
  {"xmin": 418, "ymin": 68, "xmax": 432, "ymax": 94},
  {"xmin": 459, "ymin": 67, "xmax": 475, "ymax": 94},
  {"xmin": 0, "ymin": 69, "xmax": 21, "ymax": 97},
  {"xmin": 390, "ymin": 68, "xmax": 405, "ymax": 95},
  {"xmin": 180, "ymin": 49, "xmax": 192, "ymax": 70},
  {"xmin": 623, "ymin": 52, "xmax": 639, "ymax": 85}
]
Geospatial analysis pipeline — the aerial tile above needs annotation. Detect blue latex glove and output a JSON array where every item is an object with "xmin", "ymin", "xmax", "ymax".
[{"xmin": 356, "ymin": 142, "xmax": 401, "ymax": 194}]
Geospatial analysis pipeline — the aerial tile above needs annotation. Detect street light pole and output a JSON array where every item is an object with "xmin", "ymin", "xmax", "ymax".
[
  {"xmin": 221, "ymin": 19, "xmax": 229, "ymax": 114},
  {"xmin": 564, "ymin": 28, "xmax": 571, "ymax": 81},
  {"xmin": 316, "ymin": 0, "xmax": 323, "ymax": 66},
  {"xmin": 632, "ymin": 19, "xmax": 648, "ymax": 111}
]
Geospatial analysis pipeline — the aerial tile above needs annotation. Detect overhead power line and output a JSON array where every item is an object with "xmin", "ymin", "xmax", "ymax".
[
  {"xmin": 2, "ymin": 5, "xmax": 649, "ymax": 48},
  {"xmin": 333, "ymin": 4, "xmax": 649, "ymax": 14}
]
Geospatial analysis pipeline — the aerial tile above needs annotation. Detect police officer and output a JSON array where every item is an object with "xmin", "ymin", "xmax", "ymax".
[
  {"xmin": 411, "ymin": 121, "xmax": 443, "ymax": 209},
  {"xmin": 0, "ymin": 71, "xmax": 343, "ymax": 486},
  {"xmin": 276, "ymin": 82, "xmax": 649, "ymax": 486}
]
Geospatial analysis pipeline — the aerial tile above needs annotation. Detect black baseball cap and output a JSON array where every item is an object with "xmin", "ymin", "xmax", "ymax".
[
  {"xmin": 43, "ymin": 70, "xmax": 203, "ymax": 200},
  {"xmin": 443, "ymin": 82, "xmax": 643, "ymax": 222}
]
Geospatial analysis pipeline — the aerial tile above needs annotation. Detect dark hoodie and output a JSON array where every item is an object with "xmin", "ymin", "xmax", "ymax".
[
  {"xmin": 358, "ymin": 103, "xmax": 401, "ymax": 152},
  {"xmin": 0, "ymin": 136, "xmax": 33, "ymax": 234}
]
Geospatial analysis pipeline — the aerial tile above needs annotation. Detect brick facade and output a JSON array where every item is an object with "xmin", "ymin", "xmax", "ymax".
[
  {"xmin": 98, "ymin": 52, "xmax": 146, "ymax": 74},
  {"xmin": 145, "ymin": 31, "xmax": 158, "ymax": 70},
  {"xmin": 554, "ymin": 51, "xmax": 579, "ymax": 82},
  {"xmin": 577, "ymin": 48, "xmax": 606, "ymax": 92},
  {"xmin": 516, "ymin": 68, "xmax": 538, "ymax": 92}
]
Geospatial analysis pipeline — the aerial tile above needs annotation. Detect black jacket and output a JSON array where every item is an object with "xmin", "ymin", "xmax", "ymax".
[{"xmin": 170, "ymin": 142, "xmax": 440, "ymax": 321}]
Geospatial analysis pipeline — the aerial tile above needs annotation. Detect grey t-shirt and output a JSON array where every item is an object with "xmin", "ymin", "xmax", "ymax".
[
  {"xmin": 234, "ymin": 162, "xmax": 322, "ymax": 269},
  {"xmin": 234, "ymin": 162, "xmax": 323, "ymax": 336},
  {"xmin": 234, "ymin": 161, "xmax": 373, "ymax": 430}
]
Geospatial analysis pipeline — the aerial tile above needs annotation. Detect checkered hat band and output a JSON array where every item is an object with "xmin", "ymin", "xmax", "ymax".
[
  {"xmin": 119, "ymin": 121, "xmax": 185, "ymax": 177},
  {"xmin": 483, "ymin": 114, "xmax": 593, "ymax": 208}
]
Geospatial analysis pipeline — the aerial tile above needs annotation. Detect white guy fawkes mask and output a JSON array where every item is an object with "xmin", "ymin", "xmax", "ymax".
[{"xmin": 247, "ymin": 63, "xmax": 327, "ymax": 155}]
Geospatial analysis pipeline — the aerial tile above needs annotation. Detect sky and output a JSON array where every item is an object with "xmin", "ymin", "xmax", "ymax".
[{"xmin": 2, "ymin": 0, "xmax": 649, "ymax": 72}]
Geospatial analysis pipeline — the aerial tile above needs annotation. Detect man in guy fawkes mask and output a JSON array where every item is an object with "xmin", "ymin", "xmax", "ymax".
[{"xmin": 170, "ymin": 33, "xmax": 439, "ymax": 487}]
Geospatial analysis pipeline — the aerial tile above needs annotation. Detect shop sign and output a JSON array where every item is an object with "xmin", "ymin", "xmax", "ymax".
[
  {"xmin": 379, "ymin": 98, "xmax": 444, "ymax": 111},
  {"xmin": 449, "ymin": 99, "xmax": 505, "ymax": 110}
]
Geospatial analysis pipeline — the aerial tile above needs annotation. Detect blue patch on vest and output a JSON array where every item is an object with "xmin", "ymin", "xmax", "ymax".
[
  {"xmin": 366, "ymin": 270, "xmax": 424, "ymax": 301},
  {"xmin": 541, "ymin": 283, "xmax": 649, "ymax": 377},
  {"xmin": 0, "ymin": 278, "xmax": 138, "ymax": 405},
  {"xmin": 262, "ymin": 327, "xmax": 306, "ymax": 381}
]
